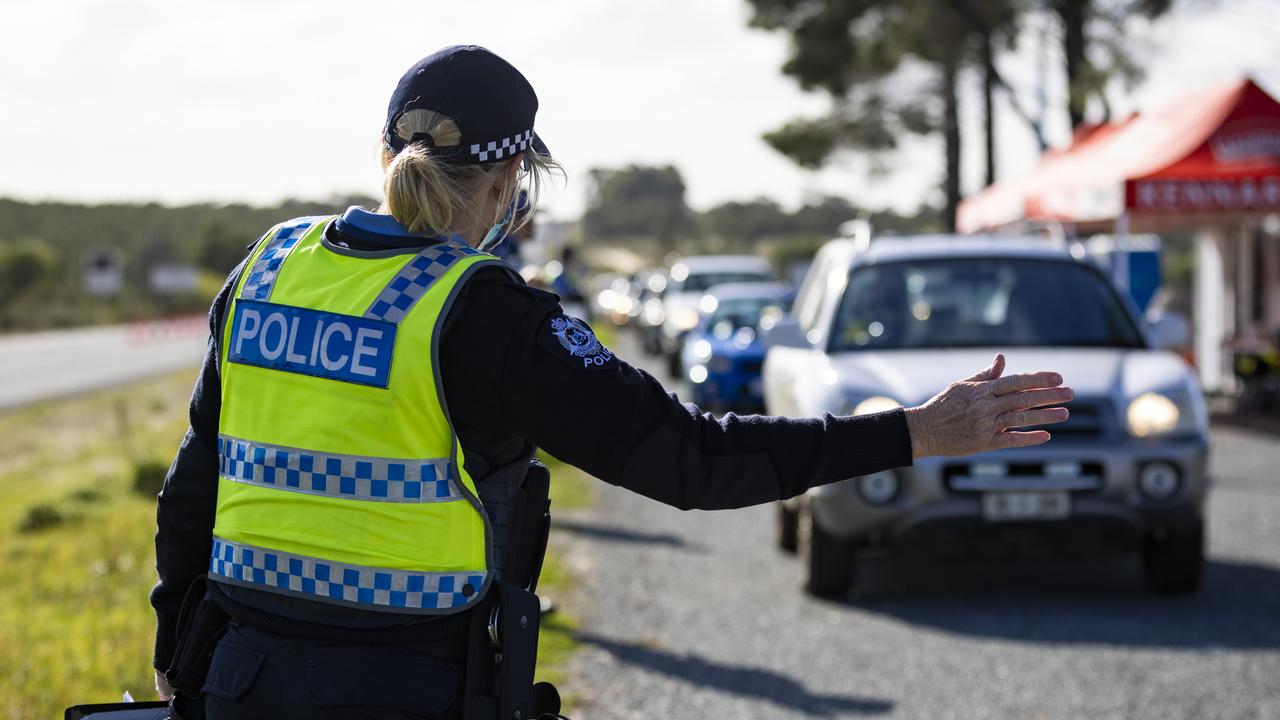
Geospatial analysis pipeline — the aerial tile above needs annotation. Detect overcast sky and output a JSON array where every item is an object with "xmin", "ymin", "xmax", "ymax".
[{"xmin": 1, "ymin": 0, "xmax": 1276, "ymax": 220}]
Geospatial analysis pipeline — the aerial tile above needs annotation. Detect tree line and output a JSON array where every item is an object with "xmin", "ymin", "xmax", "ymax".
[
  {"xmin": 0, "ymin": 197, "xmax": 369, "ymax": 331},
  {"xmin": 0, "ymin": 175, "xmax": 915, "ymax": 331},
  {"xmin": 582, "ymin": 163, "xmax": 943, "ymax": 254},
  {"xmin": 745, "ymin": 0, "xmax": 1174, "ymax": 230}
]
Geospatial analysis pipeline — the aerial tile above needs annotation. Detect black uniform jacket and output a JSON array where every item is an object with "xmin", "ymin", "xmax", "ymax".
[{"xmin": 151, "ymin": 214, "xmax": 914, "ymax": 671}]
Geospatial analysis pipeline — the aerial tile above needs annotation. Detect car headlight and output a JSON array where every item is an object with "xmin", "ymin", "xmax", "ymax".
[
  {"xmin": 852, "ymin": 396, "xmax": 902, "ymax": 416},
  {"xmin": 672, "ymin": 308, "xmax": 700, "ymax": 331},
  {"xmin": 689, "ymin": 365, "xmax": 708, "ymax": 384},
  {"xmin": 692, "ymin": 340, "xmax": 712, "ymax": 362},
  {"xmin": 643, "ymin": 299, "xmax": 665, "ymax": 325},
  {"xmin": 1126, "ymin": 391, "xmax": 1194, "ymax": 437}
]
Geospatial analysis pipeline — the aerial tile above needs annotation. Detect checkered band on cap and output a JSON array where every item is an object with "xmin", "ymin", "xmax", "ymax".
[
  {"xmin": 210, "ymin": 537, "xmax": 486, "ymax": 611},
  {"xmin": 469, "ymin": 129, "xmax": 533, "ymax": 163},
  {"xmin": 365, "ymin": 242, "xmax": 484, "ymax": 323},
  {"xmin": 218, "ymin": 434, "xmax": 460, "ymax": 503},
  {"xmin": 240, "ymin": 219, "xmax": 323, "ymax": 301}
]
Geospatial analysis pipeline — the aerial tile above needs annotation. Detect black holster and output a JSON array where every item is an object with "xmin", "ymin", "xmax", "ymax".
[
  {"xmin": 463, "ymin": 580, "xmax": 544, "ymax": 720},
  {"xmin": 476, "ymin": 457, "xmax": 553, "ymax": 592},
  {"xmin": 465, "ymin": 456, "xmax": 560, "ymax": 719},
  {"xmin": 163, "ymin": 576, "xmax": 229, "ymax": 719}
]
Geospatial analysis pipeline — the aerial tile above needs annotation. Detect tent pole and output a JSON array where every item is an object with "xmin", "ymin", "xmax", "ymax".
[
  {"xmin": 1236, "ymin": 224, "xmax": 1256, "ymax": 341},
  {"xmin": 1194, "ymin": 228, "xmax": 1227, "ymax": 393},
  {"xmin": 1262, "ymin": 222, "xmax": 1280, "ymax": 336}
]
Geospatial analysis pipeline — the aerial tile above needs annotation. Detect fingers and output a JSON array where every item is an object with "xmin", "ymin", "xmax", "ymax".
[
  {"xmin": 994, "ymin": 430, "xmax": 1051, "ymax": 449},
  {"xmin": 989, "ymin": 371, "xmax": 1064, "ymax": 396},
  {"xmin": 998, "ymin": 407, "xmax": 1069, "ymax": 430},
  {"xmin": 963, "ymin": 353, "xmax": 1006, "ymax": 383},
  {"xmin": 998, "ymin": 386, "xmax": 1075, "ymax": 412}
]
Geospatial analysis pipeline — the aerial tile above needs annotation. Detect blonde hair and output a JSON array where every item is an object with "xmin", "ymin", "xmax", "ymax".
[{"xmin": 379, "ymin": 108, "xmax": 563, "ymax": 240}]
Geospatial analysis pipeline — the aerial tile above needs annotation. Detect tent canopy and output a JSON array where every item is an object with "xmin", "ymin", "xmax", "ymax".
[{"xmin": 958, "ymin": 78, "xmax": 1280, "ymax": 233}]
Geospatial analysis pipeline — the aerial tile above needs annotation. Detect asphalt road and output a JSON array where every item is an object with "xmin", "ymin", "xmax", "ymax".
[
  {"xmin": 0, "ymin": 318, "xmax": 207, "ymax": 410},
  {"xmin": 563, "ymin": 328, "xmax": 1280, "ymax": 720}
]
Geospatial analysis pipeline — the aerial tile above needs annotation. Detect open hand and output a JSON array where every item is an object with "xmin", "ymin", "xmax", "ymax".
[{"xmin": 903, "ymin": 354, "xmax": 1072, "ymax": 458}]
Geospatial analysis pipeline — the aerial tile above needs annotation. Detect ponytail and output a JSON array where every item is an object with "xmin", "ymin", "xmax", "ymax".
[
  {"xmin": 379, "ymin": 108, "xmax": 564, "ymax": 240},
  {"xmin": 383, "ymin": 143, "xmax": 467, "ymax": 236}
]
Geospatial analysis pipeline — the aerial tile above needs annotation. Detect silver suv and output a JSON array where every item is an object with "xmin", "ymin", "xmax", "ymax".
[{"xmin": 762, "ymin": 235, "xmax": 1209, "ymax": 596}]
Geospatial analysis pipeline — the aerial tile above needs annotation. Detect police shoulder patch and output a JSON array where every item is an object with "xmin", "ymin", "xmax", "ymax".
[{"xmin": 539, "ymin": 314, "xmax": 617, "ymax": 371}]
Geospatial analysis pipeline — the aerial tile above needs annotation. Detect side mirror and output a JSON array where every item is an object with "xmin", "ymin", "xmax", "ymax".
[
  {"xmin": 1146, "ymin": 310, "xmax": 1190, "ymax": 350},
  {"xmin": 763, "ymin": 317, "xmax": 811, "ymax": 349}
]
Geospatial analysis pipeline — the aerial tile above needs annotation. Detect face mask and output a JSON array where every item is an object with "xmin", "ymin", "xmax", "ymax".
[{"xmin": 478, "ymin": 194, "xmax": 517, "ymax": 253}]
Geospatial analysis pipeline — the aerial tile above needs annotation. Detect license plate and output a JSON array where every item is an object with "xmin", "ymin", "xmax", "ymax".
[{"xmin": 982, "ymin": 491, "xmax": 1070, "ymax": 521}]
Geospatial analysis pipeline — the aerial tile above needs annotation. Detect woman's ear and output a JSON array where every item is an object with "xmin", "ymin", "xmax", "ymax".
[{"xmin": 491, "ymin": 157, "xmax": 522, "ymax": 198}]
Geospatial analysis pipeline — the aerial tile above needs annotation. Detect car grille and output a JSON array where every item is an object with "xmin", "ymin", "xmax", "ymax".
[
  {"xmin": 1029, "ymin": 399, "xmax": 1109, "ymax": 439},
  {"xmin": 943, "ymin": 461, "xmax": 1105, "ymax": 493}
]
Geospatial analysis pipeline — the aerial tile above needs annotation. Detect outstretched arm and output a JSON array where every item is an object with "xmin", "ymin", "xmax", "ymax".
[{"xmin": 440, "ymin": 273, "xmax": 1070, "ymax": 512}]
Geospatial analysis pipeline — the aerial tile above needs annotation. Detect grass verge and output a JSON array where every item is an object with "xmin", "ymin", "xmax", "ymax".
[
  {"xmin": 0, "ymin": 370, "xmax": 195, "ymax": 720},
  {"xmin": 533, "ymin": 451, "xmax": 596, "ymax": 699}
]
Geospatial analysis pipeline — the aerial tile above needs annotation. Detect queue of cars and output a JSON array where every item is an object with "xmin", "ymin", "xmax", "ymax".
[
  {"xmin": 657, "ymin": 256, "xmax": 775, "ymax": 375},
  {"xmin": 592, "ymin": 233, "xmax": 1208, "ymax": 600}
]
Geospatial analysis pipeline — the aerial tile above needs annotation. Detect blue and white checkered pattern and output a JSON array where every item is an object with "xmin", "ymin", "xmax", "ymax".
[
  {"xmin": 469, "ymin": 129, "xmax": 533, "ymax": 163},
  {"xmin": 364, "ymin": 242, "xmax": 484, "ymax": 323},
  {"xmin": 210, "ymin": 537, "xmax": 486, "ymax": 611},
  {"xmin": 218, "ymin": 434, "xmax": 459, "ymax": 503},
  {"xmin": 239, "ymin": 219, "xmax": 321, "ymax": 301}
]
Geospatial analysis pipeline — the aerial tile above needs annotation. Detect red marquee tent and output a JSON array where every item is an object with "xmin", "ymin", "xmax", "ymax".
[{"xmin": 958, "ymin": 78, "xmax": 1280, "ymax": 234}]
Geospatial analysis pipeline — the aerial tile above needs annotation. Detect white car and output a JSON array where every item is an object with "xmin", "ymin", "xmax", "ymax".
[
  {"xmin": 660, "ymin": 255, "xmax": 774, "ymax": 374},
  {"xmin": 763, "ymin": 235, "xmax": 1208, "ymax": 596}
]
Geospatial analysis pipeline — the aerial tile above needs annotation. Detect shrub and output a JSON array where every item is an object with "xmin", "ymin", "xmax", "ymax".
[
  {"xmin": 68, "ymin": 486, "xmax": 108, "ymax": 504},
  {"xmin": 131, "ymin": 460, "xmax": 169, "ymax": 498},
  {"xmin": 18, "ymin": 503, "xmax": 72, "ymax": 533}
]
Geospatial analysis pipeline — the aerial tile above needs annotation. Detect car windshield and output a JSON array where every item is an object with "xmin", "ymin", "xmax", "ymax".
[
  {"xmin": 682, "ymin": 271, "xmax": 771, "ymax": 293},
  {"xmin": 829, "ymin": 258, "xmax": 1144, "ymax": 351},
  {"xmin": 706, "ymin": 296, "xmax": 792, "ymax": 338}
]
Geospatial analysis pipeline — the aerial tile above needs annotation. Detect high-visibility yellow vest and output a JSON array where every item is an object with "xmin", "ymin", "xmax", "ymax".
[{"xmin": 210, "ymin": 216, "xmax": 501, "ymax": 614}]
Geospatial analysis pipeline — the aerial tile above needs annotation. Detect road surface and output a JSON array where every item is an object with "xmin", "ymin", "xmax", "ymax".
[
  {"xmin": 563, "ymin": 328, "xmax": 1280, "ymax": 720},
  {"xmin": 0, "ymin": 318, "xmax": 207, "ymax": 410}
]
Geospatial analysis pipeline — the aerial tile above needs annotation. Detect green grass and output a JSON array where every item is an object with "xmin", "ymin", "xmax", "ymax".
[
  {"xmin": 0, "ymin": 370, "xmax": 596, "ymax": 719},
  {"xmin": 0, "ymin": 371, "xmax": 195, "ymax": 720},
  {"xmin": 533, "ymin": 451, "xmax": 595, "ymax": 699}
]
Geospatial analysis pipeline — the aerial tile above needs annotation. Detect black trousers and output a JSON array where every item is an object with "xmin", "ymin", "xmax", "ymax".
[{"xmin": 201, "ymin": 622, "xmax": 467, "ymax": 719}]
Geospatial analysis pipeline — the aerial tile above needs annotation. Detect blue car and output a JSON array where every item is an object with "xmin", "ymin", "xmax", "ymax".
[{"xmin": 680, "ymin": 283, "xmax": 793, "ymax": 411}]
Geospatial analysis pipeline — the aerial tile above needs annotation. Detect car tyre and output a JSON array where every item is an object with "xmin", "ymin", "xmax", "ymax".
[
  {"xmin": 640, "ymin": 328, "xmax": 660, "ymax": 356},
  {"xmin": 1142, "ymin": 519, "xmax": 1204, "ymax": 594},
  {"xmin": 799, "ymin": 503, "xmax": 855, "ymax": 597},
  {"xmin": 776, "ymin": 502, "xmax": 798, "ymax": 554},
  {"xmin": 666, "ymin": 351, "xmax": 683, "ymax": 379}
]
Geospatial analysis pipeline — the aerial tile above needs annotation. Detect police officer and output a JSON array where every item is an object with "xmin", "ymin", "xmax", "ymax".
[{"xmin": 150, "ymin": 45, "xmax": 1072, "ymax": 719}]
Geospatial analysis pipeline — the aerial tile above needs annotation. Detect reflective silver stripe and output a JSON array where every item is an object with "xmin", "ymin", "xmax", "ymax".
[
  {"xmin": 218, "ymin": 434, "xmax": 461, "ymax": 503},
  {"xmin": 239, "ymin": 218, "xmax": 324, "ymax": 301},
  {"xmin": 364, "ymin": 241, "xmax": 484, "ymax": 324},
  {"xmin": 209, "ymin": 537, "xmax": 486, "ymax": 612}
]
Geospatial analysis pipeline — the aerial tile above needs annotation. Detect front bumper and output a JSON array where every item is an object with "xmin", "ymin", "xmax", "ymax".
[
  {"xmin": 693, "ymin": 370, "xmax": 764, "ymax": 409},
  {"xmin": 808, "ymin": 436, "xmax": 1209, "ymax": 547}
]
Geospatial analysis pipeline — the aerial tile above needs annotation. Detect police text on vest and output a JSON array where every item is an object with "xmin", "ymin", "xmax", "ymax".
[{"xmin": 228, "ymin": 300, "xmax": 397, "ymax": 388}]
